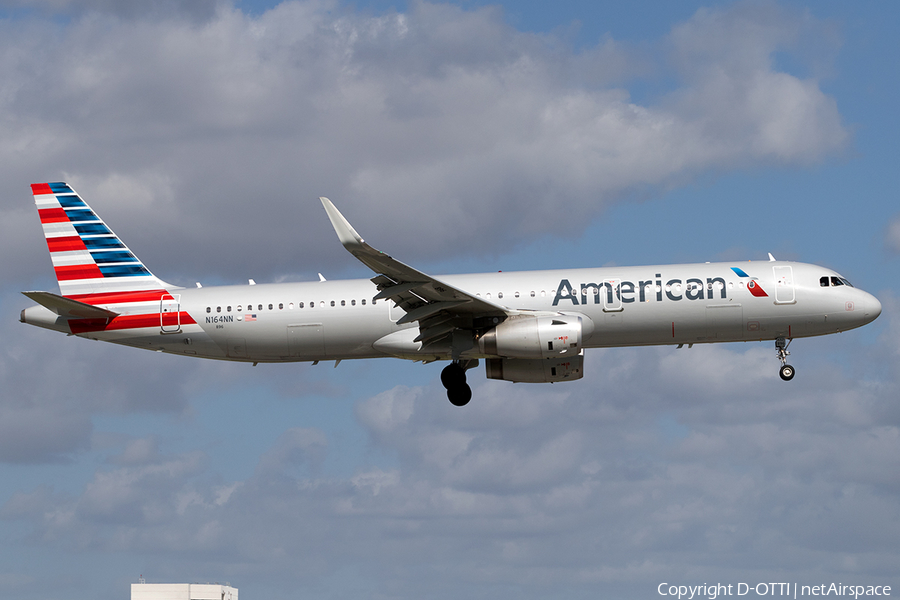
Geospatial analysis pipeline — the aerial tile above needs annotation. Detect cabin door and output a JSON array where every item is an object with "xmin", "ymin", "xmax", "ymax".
[{"xmin": 160, "ymin": 294, "xmax": 181, "ymax": 333}]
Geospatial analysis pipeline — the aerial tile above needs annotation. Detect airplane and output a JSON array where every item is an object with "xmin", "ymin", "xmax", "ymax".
[{"xmin": 21, "ymin": 182, "xmax": 882, "ymax": 406}]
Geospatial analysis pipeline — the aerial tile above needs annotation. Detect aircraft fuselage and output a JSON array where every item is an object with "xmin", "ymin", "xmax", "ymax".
[
  {"xmin": 25, "ymin": 261, "xmax": 878, "ymax": 363},
  {"xmin": 20, "ymin": 183, "xmax": 882, "ymax": 405}
]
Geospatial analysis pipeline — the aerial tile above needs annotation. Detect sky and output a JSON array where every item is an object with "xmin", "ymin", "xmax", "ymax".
[{"xmin": 1, "ymin": 1, "xmax": 899, "ymax": 598}]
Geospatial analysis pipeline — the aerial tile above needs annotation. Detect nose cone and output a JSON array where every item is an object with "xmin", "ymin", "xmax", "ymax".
[{"xmin": 865, "ymin": 293, "xmax": 883, "ymax": 322}]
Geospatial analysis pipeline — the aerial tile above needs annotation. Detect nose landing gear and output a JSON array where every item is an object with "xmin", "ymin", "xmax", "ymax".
[
  {"xmin": 441, "ymin": 360, "xmax": 477, "ymax": 406},
  {"xmin": 776, "ymin": 337, "xmax": 794, "ymax": 381}
]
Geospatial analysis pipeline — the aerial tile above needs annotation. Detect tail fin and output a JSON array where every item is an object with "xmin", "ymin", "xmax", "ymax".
[{"xmin": 31, "ymin": 182, "xmax": 174, "ymax": 298}]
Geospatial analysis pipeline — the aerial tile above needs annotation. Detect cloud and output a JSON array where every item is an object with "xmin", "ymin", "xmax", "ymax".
[
  {"xmin": 1, "ymin": 284, "xmax": 321, "ymax": 464},
  {"xmin": 0, "ymin": 0, "xmax": 221, "ymax": 21},
  {"xmin": 0, "ymin": 0, "xmax": 847, "ymax": 286},
  {"xmin": 5, "ymin": 332, "xmax": 899, "ymax": 597},
  {"xmin": 886, "ymin": 215, "xmax": 900, "ymax": 254},
  {"xmin": 0, "ymin": 3, "xmax": 886, "ymax": 598}
]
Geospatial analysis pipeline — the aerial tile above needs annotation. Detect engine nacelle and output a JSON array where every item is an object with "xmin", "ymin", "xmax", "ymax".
[
  {"xmin": 478, "ymin": 314, "xmax": 584, "ymax": 359},
  {"xmin": 485, "ymin": 352, "xmax": 584, "ymax": 383}
]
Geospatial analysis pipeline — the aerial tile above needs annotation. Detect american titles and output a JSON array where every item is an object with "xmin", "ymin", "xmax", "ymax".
[{"xmin": 552, "ymin": 273, "xmax": 728, "ymax": 307}]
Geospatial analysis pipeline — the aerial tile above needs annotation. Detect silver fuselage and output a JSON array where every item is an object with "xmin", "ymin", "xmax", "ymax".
[{"xmin": 34, "ymin": 260, "xmax": 877, "ymax": 363}]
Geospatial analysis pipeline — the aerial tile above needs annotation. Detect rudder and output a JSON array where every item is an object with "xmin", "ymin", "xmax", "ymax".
[{"xmin": 32, "ymin": 182, "xmax": 173, "ymax": 298}]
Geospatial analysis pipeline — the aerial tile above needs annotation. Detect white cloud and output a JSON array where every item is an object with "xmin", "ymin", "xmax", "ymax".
[
  {"xmin": 0, "ymin": 3, "xmax": 888, "ymax": 598},
  {"xmin": 5, "ymin": 336, "xmax": 899, "ymax": 597},
  {"xmin": 0, "ymin": 0, "xmax": 847, "ymax": 285},
  {"xmin": 887, "ymin": 215, "xmax": 900, "ymax": 254}
]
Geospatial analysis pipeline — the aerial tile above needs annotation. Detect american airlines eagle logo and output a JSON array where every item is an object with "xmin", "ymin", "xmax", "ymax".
[{"xmin": 731, "ymin": 267, "xmax": 768, "ymax": 297}]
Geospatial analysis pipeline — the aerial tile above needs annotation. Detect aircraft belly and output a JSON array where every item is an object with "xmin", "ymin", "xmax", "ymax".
[
  {"xmin": 581, "ymin": 301, "xmax": 743, "ymax": 347},
  {"xmin": 199, "ymin": 309, "xmax": 393, "ymax": 362},
  {"xmin": 87, "ymin": 323, "xmax": 227, "ymax": 358},
  {"xmin": 319, "ymin": 310, "xmax": 394, "ymax": 359},
  {"xmin": 241, "ymin": 321, "xmax": 290, "ymax": 359}
]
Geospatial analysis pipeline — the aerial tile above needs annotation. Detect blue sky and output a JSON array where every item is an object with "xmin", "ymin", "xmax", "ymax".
[{"xmin": 1, "ymin": 1, "xmax": 900, "ymax": 599}]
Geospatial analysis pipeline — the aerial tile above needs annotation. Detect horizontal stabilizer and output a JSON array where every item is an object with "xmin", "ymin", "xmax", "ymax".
[{"xmin": 21, "ymin": 291, "xmax": 119, "ymax": 319}]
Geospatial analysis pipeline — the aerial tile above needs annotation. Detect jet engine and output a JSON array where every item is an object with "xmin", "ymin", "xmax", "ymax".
[
  {"xmin": 485, "ymin": 352, "xmax": 584, "ymax": 383},
  {"xmin": 477, "ymin": 314, "xmax": 587, "ymax": 359}
]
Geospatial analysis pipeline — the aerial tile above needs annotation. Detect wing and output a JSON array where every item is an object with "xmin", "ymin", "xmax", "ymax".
[{"xmin": 320, "ymin": 197, "xmax": 508, "ymax": 350}]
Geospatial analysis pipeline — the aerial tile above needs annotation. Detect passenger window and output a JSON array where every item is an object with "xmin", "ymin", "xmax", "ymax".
[
  {"xmin": 498, "ymin": 292, "xmax": 503, "ymax": 299},
  {"xmin": 216, "ymin": 306, "xmax": 221, "ymax": 313},
  {"xmin": 268, "ymin": 304, "xmax": 273, "ymax": 310},
  {"xmin": 237, "ymin": 305, "xmax": 242, "ymax": 312},
  {"xmin": 351, "ymin": 299, "xmax": 356, "ymax": 306},
  {"xmin": 279, "ymin": 303, "xmax": 283, "ymax": 309},
  {"xmin": 258, "ymin": 304, "xmax": 263, "ymax": 311},
  {"xmin": 206, "ymin": 307, "xmax": 211, "ymax": 313},
  {"xmin": 330, "ymin": 301, "xmax": 335, "ymax": 307},
  {"xmin": 361, "ymin": 299, "xmax": 366, "ymax": 305},
  {"xmin": 820, "ymin": 276, "xmax": 829, "ymax": 287},
  {"xmin": 288, "ymin": 302, "xmax": 293, "ymax": 309},
  {"xmin": 341, "ymin": 300, "xmax": 346, "ymax": 306},
  {"xmin": 227, "ymin": 306, "xmax": 232, "ymax": 312},
  {"xmin": 530, "ymin": 291, "xmax": 535, "ymax": 297},
  {"xmin": 299, "ymin": 302, "xmax": 304, "ymax": 308},
  {"xmin": 514, "ymin": 292, "xmax": 520, "ymax": 298}
]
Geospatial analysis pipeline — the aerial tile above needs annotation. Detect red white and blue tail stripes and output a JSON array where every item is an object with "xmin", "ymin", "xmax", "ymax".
[
  {"xmin": 32, "ymin": 182, "xmax": 172, "ymax": 298},
  {"xmin": 29, "ymin": 182, "xmax": 197, "ymax": 335}
]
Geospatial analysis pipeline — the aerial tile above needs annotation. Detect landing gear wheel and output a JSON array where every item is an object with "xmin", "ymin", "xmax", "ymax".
[
  {"xmin": 779, "ymin": 364, "xmax": 795, "ymax": 381},
  {"xmin": 775, "ymin": 337, "xmax": 794, "ymax": 382},
  {"xmin": 441, "ymin": 363, "xmax": 466, "ymax": 388},
  {"xmin": 442, "ymin": 361, "xmax": 475, "ymax": 406},
  {"xmin": 447, "ymin": 383, "xmax": 472, "ymax": 407}
]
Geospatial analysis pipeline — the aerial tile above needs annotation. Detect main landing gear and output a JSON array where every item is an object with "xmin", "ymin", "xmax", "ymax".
[
  {"xmin": 441, "ymin": 360, "xmax": 477, "ymax": 406},
  {"xmin": 776, "ymin": 337, "xmax": 794, "ymax": 381}
]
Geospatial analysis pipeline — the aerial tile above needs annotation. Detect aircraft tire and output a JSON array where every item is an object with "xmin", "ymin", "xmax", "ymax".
[
  {"xmin": 441, "ymin": 363, "xmax": 467, "ymax": 389},
  {"xmin": 779, "ymin": 364, "xmax": 795, "ymax": 381},
  {"xmin": 447, "ymin": 383, "xmax": 472, "ymax": 407}
]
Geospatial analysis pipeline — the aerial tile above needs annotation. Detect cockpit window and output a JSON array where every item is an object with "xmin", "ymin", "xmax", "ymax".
[{"xmin": 822, "ymin": 275, "xmax": 854, "ymax": 288}]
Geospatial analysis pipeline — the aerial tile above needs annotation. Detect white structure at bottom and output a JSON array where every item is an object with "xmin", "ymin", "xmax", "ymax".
[{"xmin": 131, "ymin": 583, "xmax": 238, "ymax": 600}]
